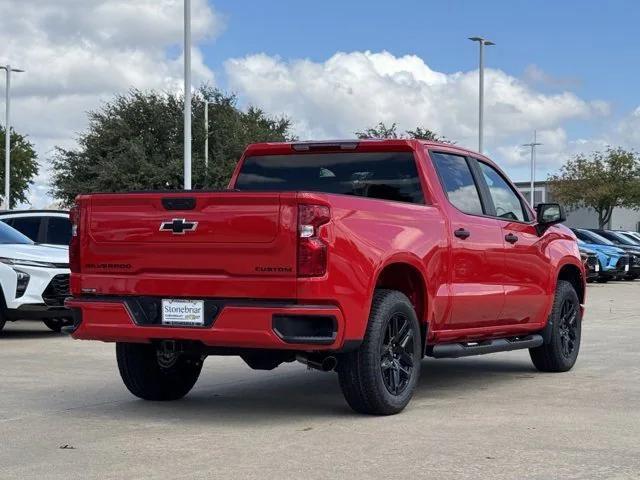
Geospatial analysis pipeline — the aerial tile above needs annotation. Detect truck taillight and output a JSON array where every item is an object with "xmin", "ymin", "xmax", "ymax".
[
  {"xmin": 297, "ymin": 204, "xmax": 330, "ymax": 277},
  {"xmin": 69, "ymin": 205, "xmax": 81, "ymax": 273}
]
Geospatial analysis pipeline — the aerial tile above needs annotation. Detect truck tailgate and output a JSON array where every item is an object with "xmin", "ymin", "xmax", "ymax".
[{"xmin": 79, "ymin": 191, "xmax": 298, "ymax": 298}]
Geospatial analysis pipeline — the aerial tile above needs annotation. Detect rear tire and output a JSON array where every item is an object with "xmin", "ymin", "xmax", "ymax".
[
  {"xmin": 338, "ymin": 289, "xmax": 422, "ymax": 415},
  {"xmin": 116, "ymin": 343, "xmax": 203, "ymax": 401},
  {"xmin": 0, "ymin": 315, "xmax": 5, "ymax": 332},
  {"xmin": 530, "ymin": 280, "xmax": 581, "ymax": 372}
]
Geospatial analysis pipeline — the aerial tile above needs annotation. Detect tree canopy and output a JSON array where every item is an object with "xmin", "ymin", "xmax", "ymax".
[
  {"xmin": 0, "ymin": 126, "xmax": 39, "ymax": 208},
  {"xmin": 355, "ymin": 122, "xmax": 452, "ymax": 143},
  {"xmin": 548, "ymin": 147, "xmax": 640, "ymax": 228},
  {"xmin": 51, "ymin": 87, "xmax": 293, "ymax": 206}
]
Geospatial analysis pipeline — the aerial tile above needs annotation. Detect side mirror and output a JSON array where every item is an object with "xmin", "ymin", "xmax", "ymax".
[{"xmin": 536, "ymin": 203, "xmax": 566, "ymax": 235}]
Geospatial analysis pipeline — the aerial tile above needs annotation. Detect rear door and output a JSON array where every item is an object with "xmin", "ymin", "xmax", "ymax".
[
  {"xmin": 474, "ymin": 160, "xmax": 549, "ymax": 325},
  {"xmin": 43, "ymin": 216, "xmax": 72, "ymax": 245},
  {"xmin": 430, "ymin": 152, "xmax": 505, "ymax": 329}
]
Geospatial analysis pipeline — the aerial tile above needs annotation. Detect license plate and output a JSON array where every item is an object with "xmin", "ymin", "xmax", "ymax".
[
  {"xmin": 595, "ymin": 263, "xmax": 600, "ymax": 272},
  {"xmin": 161, "ymin": 299, "xmax": 204, "ymax": 326},
  {"xmin": 625, "ymin": 263, "xmax": 630, "ymax": 272}
]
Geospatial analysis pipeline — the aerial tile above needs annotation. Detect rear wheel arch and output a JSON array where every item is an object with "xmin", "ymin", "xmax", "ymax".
[
  {"xmin": 374, "ymin": 261, "xmax": 427, "ymax": 324},
  {"xmin": 373, "ymin": 261, "xmax": 428, "ymax": 352}
]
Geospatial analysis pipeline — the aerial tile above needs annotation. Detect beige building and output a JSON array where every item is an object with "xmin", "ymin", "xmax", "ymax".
[{"xmin": 514, "ymin": 181, "xmax": 640, "ymax": 231}]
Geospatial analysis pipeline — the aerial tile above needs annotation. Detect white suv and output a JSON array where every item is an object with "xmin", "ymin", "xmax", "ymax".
[{"xmin": 0, "ymin": 221, "xmax": 71, "ymax": 332}]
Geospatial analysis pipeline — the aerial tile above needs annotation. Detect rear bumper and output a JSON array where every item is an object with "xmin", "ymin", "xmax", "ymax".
[{"xmin": 66, "ymin": 297, "xmax": 348, "ymax": 351}]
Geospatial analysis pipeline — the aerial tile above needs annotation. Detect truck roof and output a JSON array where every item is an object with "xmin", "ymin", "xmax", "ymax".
[{"xmin": 244, "ymin": 138, "xmax": 490, "ymax": 161}]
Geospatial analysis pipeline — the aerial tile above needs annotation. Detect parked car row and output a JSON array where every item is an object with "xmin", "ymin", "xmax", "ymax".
[{"xmin": 574, "ymin": 228, "xmax": 640, "ymax": 282}]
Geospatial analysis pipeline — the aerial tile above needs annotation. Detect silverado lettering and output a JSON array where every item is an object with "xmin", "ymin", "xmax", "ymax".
[{"xmin": 67, "ymin": 139, "xmax": 585, "ymax": 415}]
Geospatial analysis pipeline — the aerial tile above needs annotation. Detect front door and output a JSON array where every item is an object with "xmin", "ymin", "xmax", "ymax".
[{"xmin": 476, "ymin": 161, "xmax": 549, "ymax": 325}]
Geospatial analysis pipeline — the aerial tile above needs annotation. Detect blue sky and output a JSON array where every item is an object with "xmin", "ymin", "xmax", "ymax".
[{"xmin": 205, "ymin": 0, "xmax": 637, "ymax": 109}]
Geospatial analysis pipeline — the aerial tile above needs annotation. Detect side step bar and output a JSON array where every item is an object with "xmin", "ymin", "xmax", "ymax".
[{"xmin": 430, "ymin": 334, "xmax": 543, "ymax": 359}]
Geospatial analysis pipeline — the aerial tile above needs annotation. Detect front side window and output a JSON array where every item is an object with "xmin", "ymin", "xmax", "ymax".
[
  {"xmin": 9, "ymin": 216, "xmax": 41, "ymax": 241},
  {"xmin": 0, "ymin": 221, "xmax": 33, "ymax": 245},
  {"xmin": 478, "ymin": 162, "xmax": 527, "ymax": 222},
  {"xmin": 430, "ymin": 152, "xmax": 484, "ymax": 215}
]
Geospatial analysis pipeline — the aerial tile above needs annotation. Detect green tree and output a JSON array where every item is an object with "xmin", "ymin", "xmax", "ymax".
[
  {"xmin": 355, "ymin": 122, "xmax": 453, "ymax": 143},
  {"xmin": 51, "ymin": 87, "xmax": 293, "ymax": 206},
  {"xmin": 548, "ymin": 147, "xmax": 640, "ymax": 228},
  {"xmin": 0, "ymin": 126, "xmax": 39, "ymax": 208}
]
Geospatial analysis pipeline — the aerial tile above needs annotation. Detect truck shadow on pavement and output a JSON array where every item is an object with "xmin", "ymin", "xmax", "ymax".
[
  {"xmin": 0, "ymin": 328, "xmax": 59, "ymax": 340},
  {"xmin": 103, "ymin": 356, "xmax": 537, "ymax": 424}
]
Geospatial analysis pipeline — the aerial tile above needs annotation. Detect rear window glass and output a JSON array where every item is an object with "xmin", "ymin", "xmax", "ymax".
[{"xmin": 235, "ymin": 152, "xmax": 424, "ymax": 204}]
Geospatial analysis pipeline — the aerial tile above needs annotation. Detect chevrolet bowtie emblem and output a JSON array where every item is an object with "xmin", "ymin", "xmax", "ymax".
[{"xmin": 159, "ymin": 218, "xmax": 198, "ymax": 234}]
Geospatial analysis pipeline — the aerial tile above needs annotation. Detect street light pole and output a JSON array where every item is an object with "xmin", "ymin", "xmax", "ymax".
[
  {"xmin": 523, "ymin": 130, "xmax": 542, "ymax": 206},
  {"xmin": 468, "ymin": 37, "xmax": 495, "ymax": 154},
  {"xmin": 183, "ymin": 0, "xmax": 192, "ymax": 190},
  {"xmin": 204, "ymin": 101, "xmax": 209, "ymax": 170},
  {"xmin": 1, "ymin": 65, "xmax": 25, "ymax": 210}
]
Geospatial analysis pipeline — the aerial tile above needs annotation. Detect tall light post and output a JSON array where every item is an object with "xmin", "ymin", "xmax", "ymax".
[
  {"xmin": 204, "ymin": 100, "xmax": 209, "ymax": 170},
  {"xmin": 468, "ymin": 37, "xmax": 495, "ymax": 154},
  {"xmin": 183, "ymin": 0, "xmax": 192, "ymax": 190},
  {"xmin": 523, "ymin": 130, "xmax": 542, "ymax": 206},
  {"xmin": 1, "ymin": 65, "xmax": 25, "ymax": 210}
]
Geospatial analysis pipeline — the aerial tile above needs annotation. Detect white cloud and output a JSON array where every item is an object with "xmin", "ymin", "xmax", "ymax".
[
  {"xmin": 0, "ymin": 0, "xmax": 222, "ymax": 207},
  {"xmin": 226, "ymin": 51, "xmax": 608, "ymax": 151}
]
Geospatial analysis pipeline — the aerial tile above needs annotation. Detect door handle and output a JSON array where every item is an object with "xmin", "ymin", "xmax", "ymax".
[
  {"xmin": 454, "ymin": 228, "xmax": 470, "ymax": 240},
  {"xmin": 505, "ymin": 233, "xmax": 519, "ymax": 244}
]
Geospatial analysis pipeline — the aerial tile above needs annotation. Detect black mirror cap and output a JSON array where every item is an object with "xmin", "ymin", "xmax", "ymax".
[{"xmin": 536, "ymin": 203, "xmax": 566, "ymax": 235}]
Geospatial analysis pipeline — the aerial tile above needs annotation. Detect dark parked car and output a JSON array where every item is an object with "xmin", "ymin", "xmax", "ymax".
[{"xmin": 579, "ymin": 247, "xmax": 600, "ymax": 282}]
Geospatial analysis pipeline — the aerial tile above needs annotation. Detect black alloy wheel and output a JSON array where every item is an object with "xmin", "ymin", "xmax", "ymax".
[
  {"xmin": 557, "ymin": 297, "xmax": 578, "ymax": 359},
  {"xmin": 380, "ymin": 312, "xmax": 415, "ymax": 396}
]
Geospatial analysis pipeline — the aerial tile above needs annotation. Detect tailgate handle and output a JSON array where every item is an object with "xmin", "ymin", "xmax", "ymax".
[{"xmin": 162, "ymin": 197, "xmax": 196, "ymax": 210}]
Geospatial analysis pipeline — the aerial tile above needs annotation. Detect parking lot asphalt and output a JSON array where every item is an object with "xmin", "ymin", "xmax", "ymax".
[{"xmin": 1, "ymin": 281, "xmax": 639, "ymax": 480}]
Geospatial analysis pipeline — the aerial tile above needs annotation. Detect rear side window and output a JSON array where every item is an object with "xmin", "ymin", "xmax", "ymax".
[
  {"xmin": 235, "ymin": 152, "xmax": 424, "ymax": 204},
  {"xmin": 478, "ymin": 162, "xmax": 527, "ymax": 222},
  {"xmin": 431, "ymin": 152, "xmax": 484, "ymax": 215},
  {"xmin": 45, "ymin": 217, "xmax": 72, "ymax": 245},
  {"xmin": 10, "ymin": 216, "xmax": 42, "ymax": 241}
]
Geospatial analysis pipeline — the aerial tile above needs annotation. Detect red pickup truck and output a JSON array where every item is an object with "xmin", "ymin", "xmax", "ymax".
[{"xmin": 67, "ymin": 139, "xmax": 585, "ymax": 415}]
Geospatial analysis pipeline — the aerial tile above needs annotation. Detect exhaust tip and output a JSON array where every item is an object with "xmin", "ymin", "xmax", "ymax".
[{"xmin": 321, "ymin": 356, "xmax": 337, "ymax": 372}]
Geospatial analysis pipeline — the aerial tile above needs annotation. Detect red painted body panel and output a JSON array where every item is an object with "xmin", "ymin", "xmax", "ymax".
[{"xmin": 69, "ymin": 139, "xmax": 585, "ymax": 351}]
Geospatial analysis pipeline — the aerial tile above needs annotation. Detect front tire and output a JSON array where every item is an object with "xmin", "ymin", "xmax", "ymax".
[
  {"xmin": 338, "ymin": 290, "xmax": 422, "ymax": 415},
  {"xmin": 116, "ymin": 343, "xmax": 203, "ymax": 401},
  {"xmin": 530, "ymin": 280, "xmax": 581, "ymax": 372}
]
